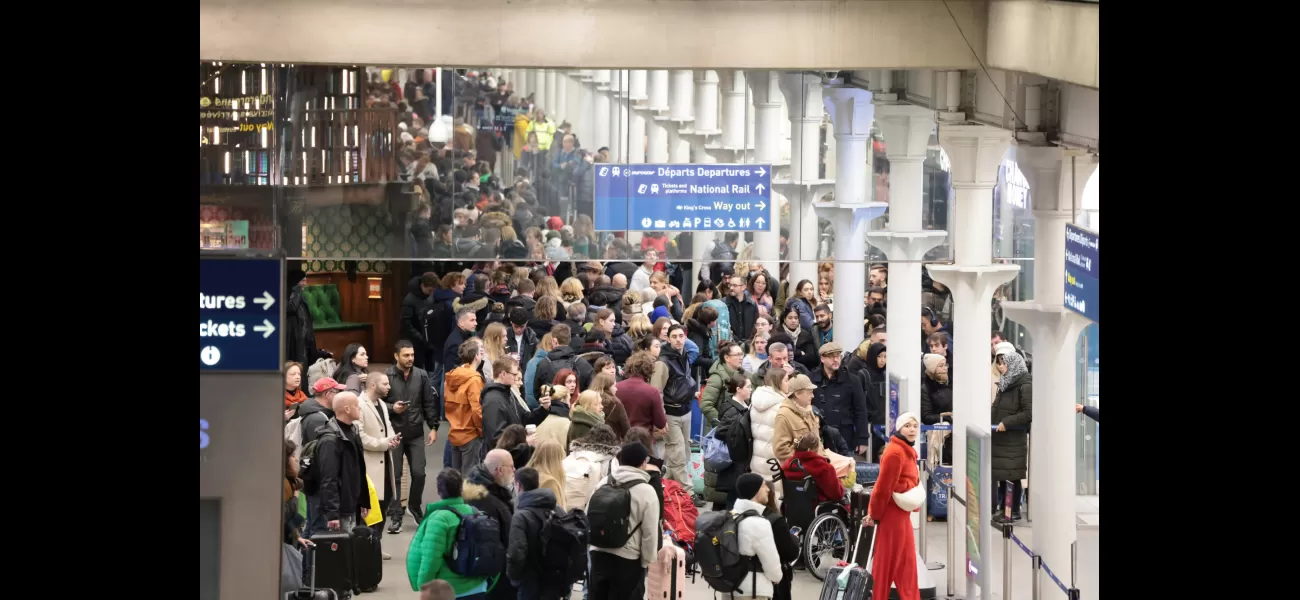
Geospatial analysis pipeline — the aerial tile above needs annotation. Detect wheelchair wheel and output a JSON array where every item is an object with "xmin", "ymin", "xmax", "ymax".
[{"xmin": 802, "ymin": 512, "xmax": 850, "ymax": 581}]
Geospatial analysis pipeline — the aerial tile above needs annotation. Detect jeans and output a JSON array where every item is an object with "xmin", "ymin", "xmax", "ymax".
[
  {"xmin": 588, "ymin": 551, "xmax": 645, "ymax": 600},
  {"xmin": 388, "ymin": 436, "xmax": 428, "ymax": 521},
  {"xmin": 664, "ymin": 413, "xmax": 692, "ymax": 488},
  {"xmin": 451, "ymin": 438, "xmax": 484, "ymax": 472}
]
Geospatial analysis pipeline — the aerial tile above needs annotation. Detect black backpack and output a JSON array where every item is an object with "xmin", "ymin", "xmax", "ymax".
[
  {"xmin": 540, "ymin": 508, "xmax": 589, "ymax": 586},
  {"xmin": 586, "ymin": 476, "xmax": 648, "ymax": 549},
  {"xmin": 659, "ymin": 355, "xmax": 696, "ymax": 411},
  {"xmin": 297, "ymin": 430, "xmax": 336, "ymax": 495},
  {"xmin": 721, "ymin": 407, "xmax": 753, "ymax": 467},
  {"xmin": 695, "ymin": 509, "xmax": 762, "ymax": 594},
  {"xmin": 438, "ymin": 507, "xmax": 507, "ymax": 577}
]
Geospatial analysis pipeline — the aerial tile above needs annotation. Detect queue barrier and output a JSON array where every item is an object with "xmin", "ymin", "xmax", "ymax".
[{"xmin": 932, "ymin": 463, "xmax": 1082, "ymax": 600}]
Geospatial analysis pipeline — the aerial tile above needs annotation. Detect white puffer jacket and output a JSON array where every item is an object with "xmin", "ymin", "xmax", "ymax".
[{"xmin": 749, "ymin": 386, "xmax": 787, "ymax": 480}]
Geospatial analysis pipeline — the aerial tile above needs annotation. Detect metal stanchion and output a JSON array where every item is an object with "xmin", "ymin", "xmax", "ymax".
[
  {"xmin": 1002, "ymin": 524, "xmax": 1013, "ymax": 600},
  {"xmin": 945, "ymin": 481, "xmax": 957, "ymax": 598},
  {"xmin": 1031, "ymin": 554, "xmax": 1043, "ymax": 600},
  {"xmin": 919, "ymin": 461, "xmax": 943, "ymax": 570},
  {"xmin": 1067, "ymin": 541, "xmax": 1081, "ymax": 600}
]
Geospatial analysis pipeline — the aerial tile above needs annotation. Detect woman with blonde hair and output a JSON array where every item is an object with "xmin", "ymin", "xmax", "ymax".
[
  {"xmin": 559, "ymin": 277, "xmax": 585, "ymax": 310},
  {"xmin": 743, "ymin": 332, "xmax": 770, "ymax": 374},
  {"xmin": 567, "ymin": 390, "xmax": 607, "ymax": 447},
  {"xmin": 535, "ymin": 276, "xmax": 562, "ymax": 301},
  {"xmin": 481, "ymin": 323, "xmax": 508, "ymax": 383},
  {"xmin": 625, "ymin": 313, "xmax": 653, "ymax": 341},
  {"xmin": 524, "ymin": 439, "xmax": 569, "ymax": 509}
]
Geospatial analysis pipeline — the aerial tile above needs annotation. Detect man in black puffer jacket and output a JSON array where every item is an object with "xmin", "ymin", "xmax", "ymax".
[
  {"xmin": 465, "ymin": 453, "xmax": 518, "ymax": 600},
  {"xmin": 506, "ymin": 467, "xmax": 564, "ymax": 600}
]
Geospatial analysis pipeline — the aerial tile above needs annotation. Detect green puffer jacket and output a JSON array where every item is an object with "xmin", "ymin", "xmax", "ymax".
[
  {"xmin": 700, "ymin": 360, "xmax": 739, "ymax": 429},
  {"xmin": 406, "ymin": 497, "xmax": 492, "ymax": 594}
]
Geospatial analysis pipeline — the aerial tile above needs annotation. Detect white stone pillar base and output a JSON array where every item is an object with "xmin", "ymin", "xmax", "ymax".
[{"xmin": 815, "ymin": 202, "xmax": 889, "ymax": 354}]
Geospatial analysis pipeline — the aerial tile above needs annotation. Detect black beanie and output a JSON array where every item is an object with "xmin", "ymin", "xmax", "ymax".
[
  {"xmin": 736, "ymin": 473, "xmax": 764, "ymax": 501},
  {"xmin": 618, "ymin": 442, "xmax": 649, "ymax": 468}
]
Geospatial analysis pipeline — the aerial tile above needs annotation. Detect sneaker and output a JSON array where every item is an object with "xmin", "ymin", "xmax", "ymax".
[
  {"xmin": 387, "ymin": 517, "xmax": 403, "ymax": 534},
  {"xmin": 381, "ymin": 551, "xmax": 392, "ymax": 561}
]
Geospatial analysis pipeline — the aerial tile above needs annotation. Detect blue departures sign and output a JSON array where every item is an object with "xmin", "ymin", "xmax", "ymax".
[
  {"xmin": 593, "ymin": 163, "xmax": 773, "ymax": 231},
  {"xmin": 1064, "ymin": 224, "xmax": 1099, "ymax": 323},
  {"xmin": 199, "ymin": 257, "xmax": 283, "ymax": 371}
]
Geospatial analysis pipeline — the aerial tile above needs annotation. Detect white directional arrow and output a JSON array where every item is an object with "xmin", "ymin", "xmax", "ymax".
[
  {"xmin": 755, "ymin": 217, "xmax": 766, "ymax": 228},
  {"xmin": 253, "ymin": 291, "xmax": 275, "ymax": 310},
  {"xmin": 755, "ymin": 183, "xmax": 766, "ymax": 194},
  {"xmin": 755, "ymin": 166, "xmax": 767, "ymax": 176},
  {"xmin": 756, "ymin": 200, "xmax": 767, "ymax": 211},
  {"xmin": 253, "ymin": 319, "xmax": 276, "ymax": 339}
]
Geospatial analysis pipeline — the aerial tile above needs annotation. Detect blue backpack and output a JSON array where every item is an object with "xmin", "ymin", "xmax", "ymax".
[
  {"xmin": 702, "ymin": 299, "xmax": 732, "ymax": 357},
  {"xmin": 438, "ymin": 507, "xmax": 506, "ymax": 577}
]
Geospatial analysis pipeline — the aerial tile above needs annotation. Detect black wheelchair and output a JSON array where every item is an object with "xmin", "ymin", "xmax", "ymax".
[{"xmin": 770, "ymin": 458, "xmax": 873, "ymax": 581}]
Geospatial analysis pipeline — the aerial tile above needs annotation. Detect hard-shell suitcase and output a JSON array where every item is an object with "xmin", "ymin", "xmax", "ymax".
[
  {"xmin": 310, "ymin": 530, "xmax": 355, "ymax": 595},
  {"xmin": 350, "ymin": 526, "xmax": 383, "ymax": 592},
  {"xmin": 286, "ymin": 547, "xmax": 341, "ymax": 600},
  {"xmin": 647, "ymin": 534, "xmax": 687, "ymax": 600},
  {"xmin": 818, "ymin": 523, "xmax": 875, "ymax": 600}
]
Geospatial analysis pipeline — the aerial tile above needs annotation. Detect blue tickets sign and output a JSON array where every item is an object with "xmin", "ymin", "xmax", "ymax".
[
  {"xmin": 1064, "ymin": 224, "xmax": 1098, "ymax": 323},
  {"xmin": 199, "ymin": 257, "xmax": 283, "ymax": 371},
  {"xmin": 593, "ymin": 163, "xmax": 772, "ymax": 231}
]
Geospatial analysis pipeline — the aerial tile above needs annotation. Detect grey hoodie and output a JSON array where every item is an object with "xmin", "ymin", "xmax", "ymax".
[{"xmin": 587, "ymin": 465, "xmax": 660, "ymax": 567}]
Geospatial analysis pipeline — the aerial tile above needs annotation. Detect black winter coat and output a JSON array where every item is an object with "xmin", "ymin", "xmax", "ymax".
[
  {"xmin": 686, "ymin": 318, "xmax": 716, "ymax": 375},
  {"xmin": 724, "ymin": 295, "xmax": 758, "ymax": 346},
  {"xmin": 991, "ymin": 373, "xmax": 1032, "ymax": 481},
  {"xmin": 481, "ymin": 382, "xmax": 548, "ymax": 448},
  {"xmin": 465, "ymin": 464, "xmax": 515, "ymax": 600},
  {"xmin": 386, "ymin": 365, "xmax": 439, "ymax": 437},
  {"xmin": 506, "ymin": 488, "xmax": 566, "ymax": 600},
  {"xmin": 401, "ymin": 279, "xmax": 432, "ymax": 349},
  {"xmin": 314, "ymin": 419, "xmax": 371, "ymax": 522},
  {"xmin": 810, "ymin": 366, "xmax": 871, "ymax": 446},
  {"xmin": 534, "ymin": 346, "xmax": 595, "ymax": 400},
  {"xmin": 506, "ymin": 324, "xmax": 541, "ymax": 365}
]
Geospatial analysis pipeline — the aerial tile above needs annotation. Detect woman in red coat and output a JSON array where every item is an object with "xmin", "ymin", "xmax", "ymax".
[{"xmin": 864, "ymin": 412, "xmax": 922, "ymax": 600}]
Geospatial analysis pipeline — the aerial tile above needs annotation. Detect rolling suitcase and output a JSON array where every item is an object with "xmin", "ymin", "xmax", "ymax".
[
  {"xmin": 818, "ymin": 524, "xmax": 874, "ymax": 600},
  {"xmin": 310, "ymin": 530, "xmax": 355, "ymax": 596},
  {"xmin": 286, "ymin": 547, "xmax": 340, "ymax": 600},
  {"xmin": 647, "ymin": 534, "xmax": 687, "ymax": 600},
  {"xmin": 350, "ymin": 526, "xmax": 383, "ymax": 592}
]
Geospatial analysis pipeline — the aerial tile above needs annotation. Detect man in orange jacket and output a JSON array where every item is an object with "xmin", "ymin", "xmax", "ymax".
[{"xmin": 445, "ymin": 338, "xmax": 486, "ymax": 472}]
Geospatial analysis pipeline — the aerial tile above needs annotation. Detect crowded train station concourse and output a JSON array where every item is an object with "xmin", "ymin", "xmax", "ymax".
[{"xmin": 199, "ymin": 2, "xmax": 1099, "ymax": 599}]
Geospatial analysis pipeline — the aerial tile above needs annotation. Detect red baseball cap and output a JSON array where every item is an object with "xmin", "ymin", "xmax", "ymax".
[{"xmin": 312, "ymin": 377, "xmax": 346, "ymax": 394}]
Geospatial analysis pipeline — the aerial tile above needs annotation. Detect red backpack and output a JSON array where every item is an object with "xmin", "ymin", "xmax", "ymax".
[{"xmin": 661, "ymin": 478, "xmax": 699, "ymax": 545}]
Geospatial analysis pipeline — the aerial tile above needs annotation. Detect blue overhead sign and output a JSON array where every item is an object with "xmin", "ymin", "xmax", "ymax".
[
  {"xmin": 593, "ymin": 163, "xmax": 772, "ymax": 232},
  {"xmin": 199, "ymin": 257, "xmax": 283, "ymax": 371},
  {"xmin": 1064, "ymin": 223, "xmax": 1098, "ymax": 323}
]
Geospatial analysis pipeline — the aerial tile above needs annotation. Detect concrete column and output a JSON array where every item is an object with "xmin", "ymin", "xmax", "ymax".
[
  {"xmin": 693, "ymin": 70, "xmax": 721, "ymax": 134},
  {"xmin": 745, "ymin": 86, "xmax": 756, "ymax": 162},
  {"xmin": 516, "ymin": 69, "xmax": 527, "ymax": 98},
  {"xmin": 718, "ymin": 70, "xmax": 747, "ymax": 152},
  {"xmin": 592, "ymin": 70, "xmax": 611, "ymax": 151},
  {"xmin": 669, "ymin": 70, "xmax": 695, "ymax": 124},
  {"xmin": 609, "ymin": 70, "xmax": 624, "ymax": 160},
  {"xmin": 1001, "ymin": 148, "xmax": 1096, "ymax": 583},
  {"xmin": 779, "ymin": 72, "xmax": 828, "ymax": 287},
  {"xmin": 668, "ymin": 125, "xmax": 691, "ymax": 163},
  {"xmin": 925, "ymin": 123, "xmax": 1018, "ymax": 600},
  {"xmin": 746, "ymin": 71, "xmax": 785, "ymax": 276},
  {"xmin": 545, "ymin": 70, "xmax": 558, "ymax": 114},
  {"xmin": 628, "ymin": 71, "xmax": 649, "ymax": 164},
  {"xmin": 534, "ymin": 70, "xmax": 548, "ymax": 111},
  {"xmin": 820, "ymin": 85, "xmax": 878, "ymax": 353},
  {"xmin": 647, "ymin": 70, "xmax": 670, "ymax": 163},
  {"xmin": 578, "ymin": 73, "xmax": 596, "ymax": 145},
  {"xmin": 867, "ymin": 104, "xmax": 945, "ymax": 425},
  {"xmin": 780, "ymin": 96, "xmax": 793, "ymax": 165},
  {"xmin": 617, "ymin": 71, "xmax": 630, "ymax": 161},
  {"xmin": 555, "ymin": 71, "xmax": 568, "ymax": 125},
  {"xmin": 565, "ymin": 72, "xmax": 580, "ymax": 128}
]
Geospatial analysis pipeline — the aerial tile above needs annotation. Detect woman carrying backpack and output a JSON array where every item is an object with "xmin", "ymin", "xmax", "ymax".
[{"xmin": 406, "ymin": 469, "xmax": 492, "ymax": 596}]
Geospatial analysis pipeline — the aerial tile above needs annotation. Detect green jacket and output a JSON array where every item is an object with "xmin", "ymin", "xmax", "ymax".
[
  {"xmin": 700, "ymin": 360, "xmax": 738, "ymax": 428},
  {"xmin": 406, "ymin": 497, "xmax": 491, "ymax": 594}
]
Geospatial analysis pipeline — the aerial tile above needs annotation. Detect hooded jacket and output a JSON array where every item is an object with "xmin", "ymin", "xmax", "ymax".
[
  {"xmin": 295, "ymin": 398, "xmax": 334, "ymax": 447},
  {"xmin": 562, "ymin": 438, "xmax": 620, "ymax": 514},
  {"xmin": 566, "ymin": 405, "xmax": 605, "ymax": 447},
  {"xmin": 406, "ymin": 496, "xmax": 490, "ymax": 595},
  {"xmin": 772, "ymin": 399, "xmax": 822, "ymax": 464},
  {"xmin": 481, "ymin": 382, "xmax": 548, "ymax": 449},
  {"xmin": 588, "ymin": 466, "xmax": 660, "ymax": 567},
  {"xmin": 445, "ymin": 364, "xmax": 485, "ymax": 446},
  {"xmin": 725, "ymin": 498, "xmax": 786, "ymax": 599},
  {"xmin": 534, "ymin": 345, "xmax": 594, "ymax": 400},
  {"xmin": 699, "ymin": 359, "xmax": 740, "ymax": 428},
  {"xmin": 748, "ymin": 385, "xmax": 786, "ymax": 480},
  {"xmin": 533, "ymin": 400, "xmax": 573, "ymax": 450},
  {"xmin": 506, "ymin": 488, "xmax": 564, "ymax": 599}
]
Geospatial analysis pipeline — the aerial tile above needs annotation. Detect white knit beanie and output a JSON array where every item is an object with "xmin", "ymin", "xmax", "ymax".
[{"xmin": 895, "ymin": 411, "xmax": 920, "ymax": 432}]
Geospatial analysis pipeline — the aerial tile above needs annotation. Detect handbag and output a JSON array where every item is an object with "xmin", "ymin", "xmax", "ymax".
[{"xmin": 893, "ymin": 483, "xmax": 926, "ymax": 512}]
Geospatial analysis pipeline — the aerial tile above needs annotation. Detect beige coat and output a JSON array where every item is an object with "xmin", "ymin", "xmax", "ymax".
[
  {"xmin": 772, "ymin": 398, "xmax": 823, "ymax": 463},
  {"xmin": 357, "ymin": 392, "xmax": 398, "ymax": 500}
]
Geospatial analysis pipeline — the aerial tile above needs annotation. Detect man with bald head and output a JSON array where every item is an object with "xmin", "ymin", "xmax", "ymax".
[
  {"xmin": 612, "ymin": 272, "xmax": 628, "ymax": 290},
  {"xmin": 309, "ymin": 391, "xmax": 373, "ymax": 534},
  {"xmin": 465, "ymin": 448, "xmax": 518, "ymax": 600}
]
